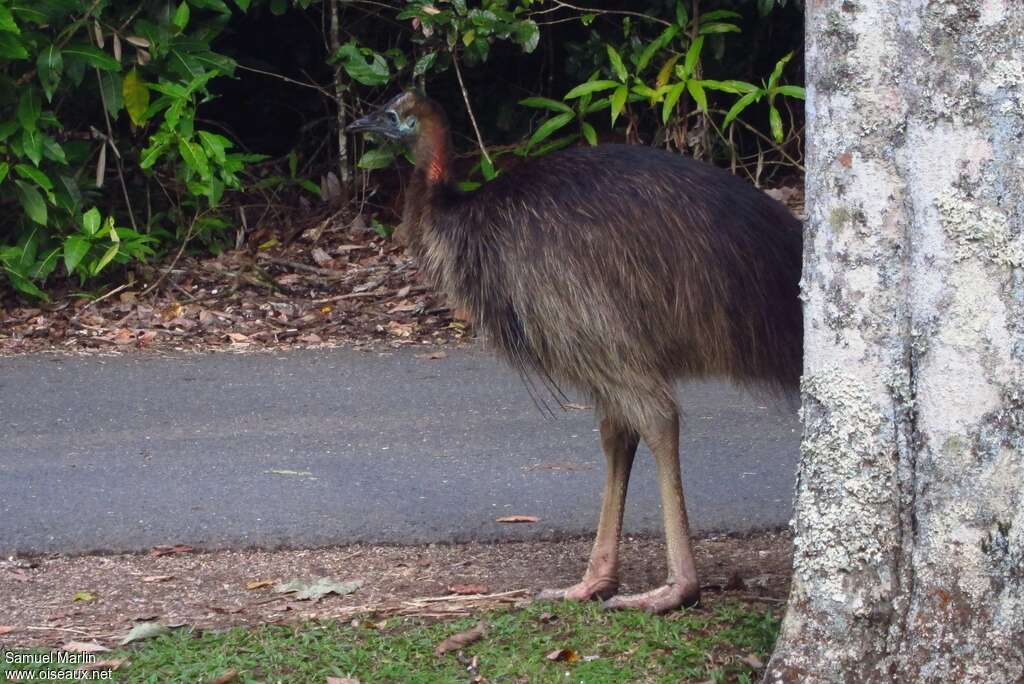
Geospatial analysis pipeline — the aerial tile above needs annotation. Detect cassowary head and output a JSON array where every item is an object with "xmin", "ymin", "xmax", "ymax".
[
  {"xmin": 346, "ymin": 91, "xmax": 451, "ymax": 184},
  {"xmin": 346, "ymin": 91, "xmax": 429, "ymax": 143}
]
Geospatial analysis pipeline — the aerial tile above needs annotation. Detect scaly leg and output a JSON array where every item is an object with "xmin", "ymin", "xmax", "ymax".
[
  {"xmin": 604, "ymin": 406, "xmax": 701, "ymax": 613},
  {"xmin": 538, "ymin": 417, "xmax": 638, "ymax": 601}
]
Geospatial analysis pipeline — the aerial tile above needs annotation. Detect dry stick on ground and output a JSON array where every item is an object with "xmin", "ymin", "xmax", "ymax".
[{"xmin": 138, "ymin": 213, "xmax": 201, "ymax": 298}]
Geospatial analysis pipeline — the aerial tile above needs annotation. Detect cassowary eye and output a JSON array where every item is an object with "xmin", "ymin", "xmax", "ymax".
[{"xmin": 387, "ymin": 110, "xmax": 400, "ymax": 124}]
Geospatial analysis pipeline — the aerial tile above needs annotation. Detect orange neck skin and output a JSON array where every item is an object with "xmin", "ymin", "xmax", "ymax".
[{"xmin": 415, "ymin": 120, "xmax": 451, "ymax": 187}]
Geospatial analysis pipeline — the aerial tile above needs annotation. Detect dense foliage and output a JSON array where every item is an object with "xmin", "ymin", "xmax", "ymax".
[{"xmin": 0, "ymin": 0, "xmax": 803, "ymax": 300}]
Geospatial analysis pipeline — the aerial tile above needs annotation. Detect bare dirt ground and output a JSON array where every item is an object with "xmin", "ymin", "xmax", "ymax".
[{"xmin": 0, "ymin": 533, "xmax": 791, "ymax": 649}]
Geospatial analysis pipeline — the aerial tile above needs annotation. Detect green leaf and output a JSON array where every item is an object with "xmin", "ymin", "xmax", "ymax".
[
  {"xmin": 514, "ymin": 19, "xmax": 540, "ymax": 53},
  {"xmin": 637, "ymin": 25, "xmax": 679, "ymax": 72},
  {"xmin": 82, "ymin": 207, "xmax": 101, "ymax": 235},
  {"xmin": 580, "ymin": 121, "xmax": 597, "ymax": 146},
  {"xmin": 234, "ymin": 0, "xmax": 251, "ymax": 10},
  {"xmin": 681, "ymin": 36, "xmax": 704, "ymax": 80},
  {"xmin": 139, "ymin": 141, "xmax": 168, "ymax": 169},
  {"xmin": 0, "ymin": 32, "xmax": 28, "ymax": 59},
  {"xmin": 564, "ymin": 79, "xmax": 619, "ymax": 99},
  {"xmin": 700, "ymin": 10, "xmax": 742, "ymax": 21},
  {"xmin": 269, "ymin": 0, "xmax": 286, "ymax": 15},
  {"xmin": 334, "ymin": 43, "xmax": 389, "ymax": 87},
  {"xmin": 64, "ymin": 44, "xmax": 121, "ymax": 71},
  {"xmin": 700, "ymin": 79, "xmax": 759, "ymax": 94},
  {"xmin": 0, "ymin": 4, "xmax": 19, "ymax": 33},
  {"xmin": 17, "ymin": 87, "xmax": 40, "ymax": 131},
  {"xmin": 21, "ymin": 128, "xmax": 43, "ymax": 165},
  {"xmin": 14, "ymin": 164, "xmax": 52, "ymax": 191},
  {"xmin": 63, "ymin": 235, "xmax": 90, "ymax": 274},
  {"xmin": 527, "ymin": 111, "xmax": 574, "ymax": 149},
  {"xmin": 357, "ymin": 147, "xmax": 397, "ymax": 170},
  {"xmin": 758, "ymin": 0, "xmax": 776, "ymax": 15},
  {"xmin": 610, "ymin": 85, "xmax": 628, "ymax": 126},
  {"xmin": 768, "ymin": 51, "xmax": 794, "ymax": 90},
  {"xmin": 413, "ymin": 51, "xmax": 437, "ymax": 77},
  {"xmin": 631, "ymin": 83, "xmax": 659, "ymax": 100},
  {"xmin": 698, "ymin": 22, "xmax": 741, "ymax": 34},
  {"xmin": 15, "ymin": 180, "xmax": 47, "ymax": 224},
  {"xmin": 518, "ymin": 97, "xmax": 572, "ymax": 113},
  {"xmin": 178, "ymin": 138, "xmax": 210, "ymax": 178},
  {"xmin": 198, "ymin": 130, "xmax": 229, "ymax": 162},
  {"xmin": 773, "ymin": 85, "xmax": 805, "ymax": 100},
  {"xmin": 769, "ymin": 105, "xmax": 784, "ymax": 142},
  {"xmin": 4, "ymin": 268, "xmax": 48, "ymax": 300},
  {"xmin": 123, "ymin": 68, "xmax": 150, "ymax": 125},
  {"xmin": 98, "ymin": 71, "xmax": 123, "ymax": 117},
  {"xmin": 480, "ymin": 153, "xmax": 496, "ymax": 181},
  {"xmin": 37, "ymin": 44, "xmax": 62, "ymax": 101},
  {"xmin": 662, "ymin": 82, "xmax": 686, "ymax": 123},
  {"xmin": 92, "ymin": 243, "xmax": 119, "ymax": 275},
  {"xmin": 723, "ymin": 90, "xmax": 761, "ymax": 128},
  {"xmin": 173, "ymin": 1, "xmax": 190, "ymax": 30},
  {"xmin": 675, "ymin": 1, "xmax": 688, "ymax": 28},
  {"xmin": 686, "ymin": 80, "xmax": 707, "ymax": 112},
  {"xmin": 0, "ymin": 162, "xmax": 8, "ymax": 183},
  {"xmin": 606, "ymin": 45, "xmax": 627, "ymax": 82}
]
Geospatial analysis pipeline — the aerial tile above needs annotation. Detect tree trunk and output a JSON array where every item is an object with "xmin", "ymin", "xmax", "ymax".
[{"xmin": 766, "ymin": 1, "xmax": 1023, "ymax": 682}]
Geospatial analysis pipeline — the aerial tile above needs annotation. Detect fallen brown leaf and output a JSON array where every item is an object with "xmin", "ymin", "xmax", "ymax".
[
  {"xmin": 414, "ymin": 350, "xmax": 447, "ymax": 360},
  {"xmin": 298, "ymin": 333, "xmax": 322, "ymax": 344},
  {"xmin": 225, "ymin": 332, "xmax": 249, "ymax": 343},
  {"xmin": 311, "ymin": 247, "xmax": 334, "ymax": 268},
  {"xmin": 0, "ymin": 626, "xmax": 16, "ymax": 635},
  {"xmin": 449, "ymin": 583, "xmax": 488, "ymax": 595},
  {"xmin": 326, "ymin": 678, "xmax": 362, "ymax": 684},
  {"xmin": 62, "ymin": 641, "xmax": 110, "ymax": 653},
  {"xmin": 246, "ymin": 580, "xmax": 275, "ymax": 590},
  {"xmin": 78, "ymin": 658, "xmax": 128, "ymax": 672},
  {"xmin": 204, "ymin": 669, "xmax": 239, "ymax": 684},
  {"xmin": 545, "ymin": 648, "xmax": 580, "ymax": 663},
  {"xmin": 496, "ymin": 515, "xmax": 539, "ymax": 524},
  {"xmin": 142, "ymin": 575, "xmax": 175, "ymax": 583},
  {"xmin": 434, "ymin": 621, "xmax": 488, "ymax": 656}
]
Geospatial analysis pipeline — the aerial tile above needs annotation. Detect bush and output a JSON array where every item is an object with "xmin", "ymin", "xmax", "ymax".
[{"xmin": 0, "ymin": 0, "xmax": 803, "ymax": 301}]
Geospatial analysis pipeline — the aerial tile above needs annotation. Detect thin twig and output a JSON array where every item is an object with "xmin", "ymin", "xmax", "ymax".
[
  {"xmin": 94, "ymin": 69, "xmax": 139, "ymax": 231},
  {"xmin": 138, "ymin": 213, "xmax": 199, "ymax": 297},
  {"xmin": 76, "ymin": 283, "xmax": 131, "ymax": 315},
  {"xmin": 235, "ymin": 63, "xmax": 333, "ymax": 97},
  {"xmin": 451, "ymin": 48, "xmax": 491, "ymax": 166},
  {"xmin": 547, "ymin": 0, "xmax": 672, "ymax": 26}
]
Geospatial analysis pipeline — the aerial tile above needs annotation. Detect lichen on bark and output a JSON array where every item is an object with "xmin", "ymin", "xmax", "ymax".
[{"xmin": 767, "ymin": 1, "xmax": 1023, "ymax": 682}]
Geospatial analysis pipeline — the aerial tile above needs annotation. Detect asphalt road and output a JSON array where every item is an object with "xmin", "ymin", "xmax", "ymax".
[{"xmin": 0, "ymin": 348, "xmax": 800, "ymax": 556}]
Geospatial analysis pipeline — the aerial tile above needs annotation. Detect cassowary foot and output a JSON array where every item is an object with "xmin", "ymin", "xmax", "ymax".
[
  {"xmin": 602, "ymin": 582, "xmax": 700, "ymax": 614},
  {"xmin": 537, "ymin": 576, "xmax": 619, "ymax": 602}
]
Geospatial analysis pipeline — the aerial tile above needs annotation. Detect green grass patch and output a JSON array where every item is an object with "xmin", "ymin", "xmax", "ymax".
[{"xmin": 2, "ymin": 600, "xmax": 779, "ymax": 683}]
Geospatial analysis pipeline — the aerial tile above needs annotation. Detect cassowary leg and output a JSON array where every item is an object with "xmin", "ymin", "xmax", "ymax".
[
  {"xmin": 537, "ymin": 417, "xmax": 638, "ymax": 602},
  {"xmin": 604, "ymin": 407, "xmax": 701, "ymax": 613}
]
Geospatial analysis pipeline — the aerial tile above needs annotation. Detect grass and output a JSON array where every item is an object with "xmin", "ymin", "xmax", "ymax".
[{"xmin": 1, "ymin": 600, "xmax": 780, "ymax": 683}]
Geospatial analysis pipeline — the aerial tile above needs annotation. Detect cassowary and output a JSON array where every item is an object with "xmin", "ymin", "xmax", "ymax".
[{"xmin": 347, "ymin": 91, "xmax": 802, "ymax": 613}]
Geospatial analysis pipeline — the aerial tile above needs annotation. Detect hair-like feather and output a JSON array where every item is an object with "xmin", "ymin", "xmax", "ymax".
[{"xmin": 394, "ymin": 95, "xmax": 802, "ymax": 429}]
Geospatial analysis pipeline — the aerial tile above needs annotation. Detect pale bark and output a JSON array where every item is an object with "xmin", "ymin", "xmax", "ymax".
[{"xmin": 766, "ymin": 1, "xmax": 1023, "ymax": 682}]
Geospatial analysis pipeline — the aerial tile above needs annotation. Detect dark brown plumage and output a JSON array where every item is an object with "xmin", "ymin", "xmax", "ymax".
[{"xmin": 348, "ymin": 91, "xmax": 802, "ymax": 613}]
